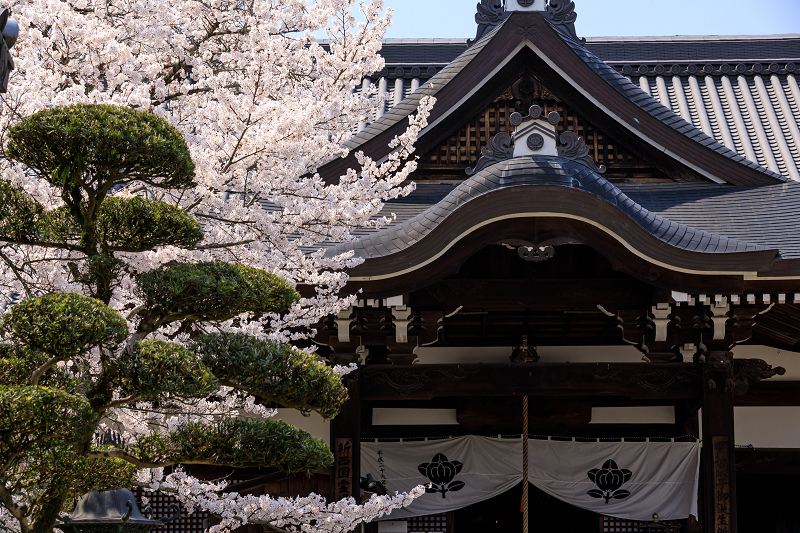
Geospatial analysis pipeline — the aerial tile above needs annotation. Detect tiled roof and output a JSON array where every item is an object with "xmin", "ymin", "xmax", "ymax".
[
  {"xmin": 363, "ymin": 33, "xmax": 800, "ymax": 180},
  {"xmin": 562, "ymin": 33, "xmax": 785, "ymax": 182},
  {"xmin": 620, "ymin": 182, "xmax": 800, "ymax": 259},
  {"xmin": 346, "ymin": 26, "xmax": 501, "ymax": 149},
  {"xmin": 310, "ymin": 175, "xmax": 800, "ymax": 260},
  {"xmin": 329, "ymin": 157, "xmax": 773, "ymax": 261}
]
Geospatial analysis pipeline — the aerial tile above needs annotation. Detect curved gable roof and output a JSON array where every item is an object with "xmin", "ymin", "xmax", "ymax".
[
  {"xmin": 320, "ymin": 13, "xmax": 786, "ymax": 186},
  {"xmin": 332, "ymin": 157, "xmax": 776, "ymax": 273}
]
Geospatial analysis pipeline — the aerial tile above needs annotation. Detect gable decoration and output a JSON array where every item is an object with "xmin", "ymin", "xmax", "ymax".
[{"xmin": 361, "ymin": 435, "xmax": 699, "ymax": 521}]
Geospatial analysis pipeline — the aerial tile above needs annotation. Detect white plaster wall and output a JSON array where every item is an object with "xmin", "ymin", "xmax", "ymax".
[
  {"xmin": 377, "ymin": 522, "xmax": 408, "ymax": 533},
  {"xmin": 590, "ymin": 406, "xmax": 675, "ymax": 425},
  {"xmin": 415, "ymin": 345, "xmax": 645, "ymax": 364},
  {"xmin": 372, "ymin": 408, "xmax": 459, "ymax": 426},
  {"xmin": 273, "ymin": 409, "xmax": 330, "ymax": 445},
  {"xmin": 734, "ymin": 407, "xmax": 800, "ymax": 448}
]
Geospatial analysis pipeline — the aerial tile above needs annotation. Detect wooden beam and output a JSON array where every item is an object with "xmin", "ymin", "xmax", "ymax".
[
  {"xmin": 735, "ymin": 381, "xmax": 800, "ymax": 406},
  {"xmin": 222, "ymin": 468, "xmax": 330, "ymax": 494},
  {"xmin": 457, "ymin": 397, "xmax": 592, "ymax": 431},
  {"xmin": 360, "ymin": 363, "xmax": 702, "ymax": 400},
  {"xmin": 736, "ymin": 449, "xmax": 800, "ymax": 475},
  {"xmin": 408, "ymin": 278, "xmax": 656, "ymax": 310}
]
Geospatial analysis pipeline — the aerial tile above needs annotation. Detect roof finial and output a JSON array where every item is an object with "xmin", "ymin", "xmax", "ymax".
[
  {"xmin": 507, "ymin": 0, "xmax": 547, "ymax": 11},
  {"xmin": 469, "ymin": 1, "xmax": 584, "ymax": 47},
  {"xmin": 469, "ymin": 0, "xmax": 509, "ymax": 45},
  {"xmin": 544, "ymin": 1, "xmax": 584, "ymax": 43}
]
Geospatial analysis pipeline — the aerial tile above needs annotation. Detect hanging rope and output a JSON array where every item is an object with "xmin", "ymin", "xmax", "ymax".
[{"xmin": 522, "ymin": 395, "xmax": 529, "ymax": 533}]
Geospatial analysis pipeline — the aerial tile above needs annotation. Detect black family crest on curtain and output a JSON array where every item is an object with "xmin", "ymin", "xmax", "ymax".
[
  {"xmin": 362, "ymin": 436, "xmax": 699, "ymax": 520},
  {"xmin": 418, "ymin": 454, "xmax": 466, "ymax": 498},
  {"xmin": 587, "ymin": 460, "xmax": 633, "ymax": 503}
]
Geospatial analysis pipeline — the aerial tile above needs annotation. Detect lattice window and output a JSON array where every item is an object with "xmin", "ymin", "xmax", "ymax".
[
  {"xmin": 407, "ymin": 513, "xmax": 448, "ymax": 533},
  {"xmin": 138, "ymin": 488, "xmax": 210, "ymax": 533},
  {"xmin": 417, "ymin": 76, "xmax": 674, "ymax": 183},
  {"xmin": 601, "ymin": 515, "xmax": 679, "ymax": 532}
]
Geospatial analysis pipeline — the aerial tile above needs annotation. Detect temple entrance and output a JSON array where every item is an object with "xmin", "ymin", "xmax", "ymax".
[{"xmin": 453, "ymin": 482, "xmax": 598, "ymax": 533}]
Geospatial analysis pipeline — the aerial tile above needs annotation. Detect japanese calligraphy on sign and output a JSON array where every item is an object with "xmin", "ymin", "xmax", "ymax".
[
  {"xmin": 712, "ymin": 437, "xmax": 731, "ymax": 533},
  {"xmin": 335, "ymin": 438, "xmax": 354, "ymax": 500}
]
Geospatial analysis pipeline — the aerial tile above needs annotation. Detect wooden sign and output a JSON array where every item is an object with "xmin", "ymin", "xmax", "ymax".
[
  {"xmin": 712, "ymin": 436, "xmax": 731, "ymax": 533},
  {"xmin": 334, "ymin": 438, "xmax": 354, "ymax": 500}
]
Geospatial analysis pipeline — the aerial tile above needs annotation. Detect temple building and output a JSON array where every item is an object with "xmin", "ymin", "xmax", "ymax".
[
  {"xmin": 310, "ymin": 2, "xmax": 800, "ymax": 533},
  {"xmin": 173, "ymin": 1, "xmax": 800, "ymax": 532}
]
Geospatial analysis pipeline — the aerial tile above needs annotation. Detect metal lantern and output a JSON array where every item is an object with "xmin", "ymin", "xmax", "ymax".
[
  {"xmin": 359, "ymin": 473, "xmax": 386, "ymax": 495},
  {"xmin": 57, "ymin": 489, "xmax": 180, "ymax": 533},
  {"xmin": 642, "ymin": 514, "xmax": 680, "ymax": 532},
  {"xmin": 0, "ymin": 7, "xmax": 16, "ymax": 92}
]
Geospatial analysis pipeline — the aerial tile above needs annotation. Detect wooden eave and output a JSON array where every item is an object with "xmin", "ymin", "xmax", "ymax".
[
  {"xmin": 341, "ymin": 188, "xmax": 783, "ymax": 297},
  {"xmin": 318, "ymin": 12, "xmax": 784, "ymax": 187}
]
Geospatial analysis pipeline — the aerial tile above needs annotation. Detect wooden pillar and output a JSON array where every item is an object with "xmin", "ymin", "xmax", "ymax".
[
  {"xmin": 676, "ymin": 401, "xmax": 702, "ymax": 533},
  {"xmin": 702, "ymin": 351, "xmax": 737, "ymax": 533},
  {"xmin": 331, "ymin": 368, "xmax": 361, "ymax": 502}
]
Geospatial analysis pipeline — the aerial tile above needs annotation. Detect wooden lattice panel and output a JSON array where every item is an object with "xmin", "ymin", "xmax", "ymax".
[
  {"xmin": 407, "ymin": 513, "xmax": 448, "ymax": 533},
  {"xmin": 416, "ymin": 75, "xmax": 676, "ymax": 183},
  {"xmin": 601, "ymin": 515, "xmax": 679, "ymax": 532},
  {"xmin": 137, "ymin": 488, "xmax": 210, "ymax": 533}
]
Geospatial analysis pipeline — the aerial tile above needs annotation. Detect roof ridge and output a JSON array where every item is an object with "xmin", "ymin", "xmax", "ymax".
[{"xmin": 583, "ymin": 34, "xmax": 800, "ymax": 42}]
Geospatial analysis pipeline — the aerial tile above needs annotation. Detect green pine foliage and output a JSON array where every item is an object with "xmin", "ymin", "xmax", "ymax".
[
  {"xmin": 3, "ymin": 293, "xmax": 128, "ymax": 359},
  {"xmin": 7, "ymin": 104, "xmax": 196, "ymax": 193},
  {"xmin": 108, "ymin": 339, "xmax": 218, "ymax": 400},
  {"xmin": 2, "ymin": 293, "xmax": 129, "ymax": 357},
  {"xmin": 0, "ymin": 104, "xmax": 348, "ymax": 532},
  {"xmin": 0, "ymin": 345, "xmax": 77, "ymax": 390},
  {"xmin": 96, "ymin": 197, "xmax": 205, "ymax": 252},
  {"xmin": 39, "ymin": 197, "xmax": 205, "ymax": 252},
  {"xmin": 132, "ymin": 419, "xmax": 332, "ymax": 472},
  {"xmin": 0, "ymin": 180, "xmax": 44, "ymax": 243},
  {"xmin": 195, "ymin": 332, "xmax": 348, "ymax": 419},
  {"xmin": 0, "ymin": 386, "xmax": 97, "ymax": 467},
  {"xmin": 137, "ymin": 262, "xmax": 300, "ymax": 323}
]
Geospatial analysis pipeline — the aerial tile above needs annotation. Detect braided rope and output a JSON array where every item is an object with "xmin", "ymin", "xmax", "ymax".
[{"xmin": 522, "ymin": 395, "xmax": 529, "ymax": 533}]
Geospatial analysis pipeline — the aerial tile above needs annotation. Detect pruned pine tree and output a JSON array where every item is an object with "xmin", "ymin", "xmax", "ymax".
[{"xmin": 0, "ymin": 105, "xmax": 423, "ymax": 533}]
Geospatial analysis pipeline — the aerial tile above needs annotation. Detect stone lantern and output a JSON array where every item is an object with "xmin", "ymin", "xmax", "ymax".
[{"xmin": 57, "ymin": 489, "xmax": 180, "ymax": 533}]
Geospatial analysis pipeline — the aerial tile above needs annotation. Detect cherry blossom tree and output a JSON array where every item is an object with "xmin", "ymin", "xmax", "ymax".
[{"xmin": 0, "ymin": 0, "xmax": 433, "ymax": 531}]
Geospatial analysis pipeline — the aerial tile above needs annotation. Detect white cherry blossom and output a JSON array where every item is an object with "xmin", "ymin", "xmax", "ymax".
[{"xmin": 0, "ymin": 0, "xmax": 432, "ymax": 529}]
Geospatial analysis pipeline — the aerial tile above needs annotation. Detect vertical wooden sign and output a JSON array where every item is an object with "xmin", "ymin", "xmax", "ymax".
[
  {"xmin": 712, "ymin": 436, "xmax": 731, "ymax": 533},
  {"xmin": 335, "ymin": 438, "xmax": 354, "ymax": 500}
]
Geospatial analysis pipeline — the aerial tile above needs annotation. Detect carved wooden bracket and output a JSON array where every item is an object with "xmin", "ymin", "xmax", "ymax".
[
  {"xmin": 493, "ymin": 72, "xmax": 561, "ymax": 110},
  {"xmin": 732, "ymin": 359, "xmax": 787, "ymax": 395},
  {"xmin": 616, "ymin": 301, "xmax": 772, "ymax": 363},
  {"xmin": 591, "ymin": 366, "xmax": 703, "ymax": 397},
  {"xmin": 313, "ymin": 305, "xmax": 442, "ymax": 363}
]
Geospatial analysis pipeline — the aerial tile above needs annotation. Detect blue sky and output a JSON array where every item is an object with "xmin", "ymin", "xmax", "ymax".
[{"xmin": 383, "ymin": 0, "xmax": 800, "ymax": 39}]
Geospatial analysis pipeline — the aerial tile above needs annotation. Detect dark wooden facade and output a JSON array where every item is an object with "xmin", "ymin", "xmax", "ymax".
[{"xmin": 306, "ymin": 6, "xmax": 800, "ymax": 533}]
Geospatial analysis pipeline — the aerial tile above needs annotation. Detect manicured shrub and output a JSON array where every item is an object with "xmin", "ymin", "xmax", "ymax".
[
  {"xmin": 137, "ymin": 262, "xmax": 300, "ymax": 322},
  {"xmin": 7, "ymin": 104, "xmax": 195, "ymax": 193},
  {"xmin": 2, "ymin": 293, "xmax": 128, "ymax": 357},
  {"xmin": 194, "ymin": 332, "xmax": 348, "ymax": 419}
]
